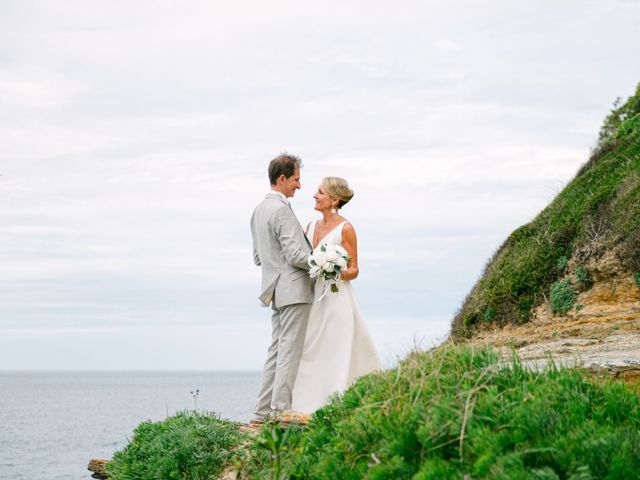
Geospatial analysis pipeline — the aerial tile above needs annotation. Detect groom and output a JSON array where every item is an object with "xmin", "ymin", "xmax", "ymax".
[{"xmin": 250, "ymin": 153, "xmax": 314, "ymax": 423}]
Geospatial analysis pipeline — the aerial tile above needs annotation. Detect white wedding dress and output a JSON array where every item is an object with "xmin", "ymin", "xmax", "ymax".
[{"xmin": 291, "ymin": 220, "xmax": 381, "ymax": 413}]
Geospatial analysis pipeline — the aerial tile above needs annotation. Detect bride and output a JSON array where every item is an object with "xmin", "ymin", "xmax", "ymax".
[{"xmin": 291, "ymin": 176, "xmax": 381, "ymax": 413}]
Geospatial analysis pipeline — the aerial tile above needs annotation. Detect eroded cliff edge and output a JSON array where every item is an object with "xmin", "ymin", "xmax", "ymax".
[{"xmin": 455, "ymin": 84, "xmax": 640, "ymax": 381}]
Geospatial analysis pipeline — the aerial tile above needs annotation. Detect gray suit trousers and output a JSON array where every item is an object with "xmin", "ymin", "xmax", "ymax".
[{"xmin": 254, "ymin": 302, "xmax": 310, "ymax": 419}]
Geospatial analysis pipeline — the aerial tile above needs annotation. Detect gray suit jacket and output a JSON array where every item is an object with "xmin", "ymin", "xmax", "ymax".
[{"xmin": 250, "ymin": 192, "xmax": 314, "ymax": 308}]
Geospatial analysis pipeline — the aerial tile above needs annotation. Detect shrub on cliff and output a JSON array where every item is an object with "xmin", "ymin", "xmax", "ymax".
[
  {"xmin": 107, "ymin": 411, "xmax": 245, "ymax": 480},
  {"xmin": 452, "ymin": 84, "xmax": 640, "ymax": 338},
  {"xmin": 238, "ymin": 345, "xmax": 640, "ymax": 479},
  {"xmin": 549, "ymin": 279, "xmax": 577, "ymax": 313},
  {"xmin": 597, "ymin": 82, "xmax": 640, "ymax": 148}
]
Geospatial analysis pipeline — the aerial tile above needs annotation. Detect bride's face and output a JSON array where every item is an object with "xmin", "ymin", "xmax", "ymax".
[{"xmin": 313, "ymin": 184, "xmax": 335, "ymax": 212}]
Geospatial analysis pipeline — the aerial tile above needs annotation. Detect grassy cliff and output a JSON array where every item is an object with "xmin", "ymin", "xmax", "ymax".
[
  {"xmin": 451, "ymin": 84, "xmax": 640, "ymax": 339},
  {"xmin": 236, "ymin": 346, "xmax": 640, "ymax": 479}
]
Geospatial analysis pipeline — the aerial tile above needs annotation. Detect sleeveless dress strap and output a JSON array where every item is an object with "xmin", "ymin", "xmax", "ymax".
[{"xmin": 306, "ymin": 220, "xmax": 317, "ymax": 247}]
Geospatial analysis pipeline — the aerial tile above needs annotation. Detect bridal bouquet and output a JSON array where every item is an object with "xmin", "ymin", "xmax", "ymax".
[{"xmin": 308, "ymin": 244, "xmax": 350, "ymax": 293}]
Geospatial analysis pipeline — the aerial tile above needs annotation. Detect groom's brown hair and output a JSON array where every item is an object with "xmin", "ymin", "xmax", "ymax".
[{"xmin": 268, "ymin": 153, "xmax": 302, "ymax": 185}]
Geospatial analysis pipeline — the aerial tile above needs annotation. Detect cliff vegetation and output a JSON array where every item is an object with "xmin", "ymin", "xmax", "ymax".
[
  {"xmin": 451, "ymin": 83, "xmax": 640, "ymax": 338},
  {"xmin": 106, "ymin": 345, "xmax": 640, "ymax": 479}
]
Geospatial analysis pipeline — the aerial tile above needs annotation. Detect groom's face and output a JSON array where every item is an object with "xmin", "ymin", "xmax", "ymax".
[{"xmin": 282, "ymin": 167, "xmax": 301, "ymax": 198}]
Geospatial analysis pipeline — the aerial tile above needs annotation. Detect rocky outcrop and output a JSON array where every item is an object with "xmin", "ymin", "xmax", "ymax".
[
  {"xmin": 468, "ymin": 265, "xmax": 640, "ymax": 383},
  {"xmin": 87, "ymin": 459, "xmax": 109, "ymax": 479}
]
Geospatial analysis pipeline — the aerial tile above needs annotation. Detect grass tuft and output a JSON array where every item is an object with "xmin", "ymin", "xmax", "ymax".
[
  {"xmin": 483, "ymin": 306, "xmax": 496, "ymax": 323},
  {"xmin": 556, "ymin": 255, "xmax": 569, "ymax": 273},
  {"xmin": 550, "ymin": 279, "xmax": 577, "ymax": 314},
  {"xmin": 575, "ymin": 266, "xmax": 593, "ymax": 289},
  {"xmin": 107, "ymin": 410, "xmax": 245, "ymax": 480}
]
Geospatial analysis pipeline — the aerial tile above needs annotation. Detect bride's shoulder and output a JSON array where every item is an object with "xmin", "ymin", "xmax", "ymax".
[{"xmin": 340, "ymin": 218, "xmax": 356, "ymax": 234}]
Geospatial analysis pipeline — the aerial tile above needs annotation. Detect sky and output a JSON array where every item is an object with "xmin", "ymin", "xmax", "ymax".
[{"xmin": 1, "ymin": 0, "xmax": 639, "ymax": 370}]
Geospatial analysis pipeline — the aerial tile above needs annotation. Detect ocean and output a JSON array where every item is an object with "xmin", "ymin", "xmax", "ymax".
[{"xmin": 0, "ymin": 371, "xmax": 261, "ymax": 480}]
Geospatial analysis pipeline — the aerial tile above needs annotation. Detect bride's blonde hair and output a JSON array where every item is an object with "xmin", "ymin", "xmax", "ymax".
[{"xmin": 322, "ymin": 177, "xmax": 354, "ymax": 209}]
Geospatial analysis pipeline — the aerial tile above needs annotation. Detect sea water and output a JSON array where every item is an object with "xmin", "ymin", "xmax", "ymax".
[{"xmin": 0, "ymin": 371, "xmax": 261, "ymax": 480}]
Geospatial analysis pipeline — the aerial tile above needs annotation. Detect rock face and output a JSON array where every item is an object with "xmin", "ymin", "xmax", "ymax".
[{"xmin": 469, "ymin": 270, "xmax": 640, "ymax": 384}]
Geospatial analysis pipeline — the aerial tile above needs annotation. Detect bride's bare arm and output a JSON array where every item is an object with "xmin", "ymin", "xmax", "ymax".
[{"xmin": 340, "ymin": 222, "xmax": 359, "ymax": 281}]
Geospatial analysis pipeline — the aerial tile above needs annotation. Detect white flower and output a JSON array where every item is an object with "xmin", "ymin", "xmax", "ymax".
[
  {"xmin": 326, "ymin": 250, "xmax": 341, "ymax": 263},
  {"xmin": 312, "ymin": 251, "xmax": 327, "ymax": 267},
  {"xmin": 308, "ymin": 242, "xmax": 351, "ymax": 292}
]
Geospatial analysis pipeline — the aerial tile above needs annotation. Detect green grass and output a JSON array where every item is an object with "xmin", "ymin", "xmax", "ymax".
[
  {"xmin": 107, "ymin": 410, "xmax": 246, "ymax": 480},
  {"xmin": 483, "ymin": 306, "xmax": 496, "ymax": 323},
  {"xmin": 598, "ymin": 82, "xmax": 640, "ymax": 147},
  {"xmin": 575, "ymin": 266, "xmax": 593, "ymax": 289},
  {"xmin": 452, "ymin": 84, "xmax": 640, "ymax": 338},
  {"xmin": 556, "ymin": 255, "xmax": 569, "ymax": 273},
  {"xmin": 236, "ymin": 345, "xmax": 640, "ymax": 479}
]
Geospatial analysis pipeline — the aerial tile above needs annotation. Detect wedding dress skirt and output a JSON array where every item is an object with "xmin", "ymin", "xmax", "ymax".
[{"xmin": 291, "ymin": 221, "xmax": 381, "ymax": 413}]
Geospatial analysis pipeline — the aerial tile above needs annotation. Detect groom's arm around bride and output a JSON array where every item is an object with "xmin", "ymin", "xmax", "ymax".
[{"xmin": 250, "ymin": 153, "xmax": 313, "ymax": 422}]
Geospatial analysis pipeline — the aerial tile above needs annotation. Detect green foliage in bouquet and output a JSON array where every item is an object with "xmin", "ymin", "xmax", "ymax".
[
  {"xmin": 107, "ymin": 411, "xmax": 245, "ymax": 480},
  {"xmin": 238, "ymin": 345, "xmax": 640, "ymax": 479}
]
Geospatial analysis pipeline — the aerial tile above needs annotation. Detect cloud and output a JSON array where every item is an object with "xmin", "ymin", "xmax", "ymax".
[{"xmin": 0, "ymin": 0, "xmax": 638, "ymax": 369}]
